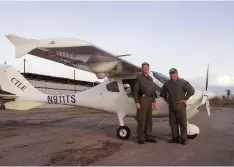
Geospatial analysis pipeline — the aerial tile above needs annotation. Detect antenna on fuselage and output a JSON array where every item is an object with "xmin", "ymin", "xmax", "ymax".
[{"xmin": 116, "ymin": 54, "xmax": 131, "ymax": 58}]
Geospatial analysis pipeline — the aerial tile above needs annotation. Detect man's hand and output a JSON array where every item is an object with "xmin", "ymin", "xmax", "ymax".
[
  {"xmin": 152, "ymin": 102, "xmax": 157, "ymax": 110},
  {"xmin": 179, "ymin": 99, "xmax": 187, "ymax": 104},
  {"xmin": 136, "ymin": 103, "xmax": 140, "ymax": 110}
]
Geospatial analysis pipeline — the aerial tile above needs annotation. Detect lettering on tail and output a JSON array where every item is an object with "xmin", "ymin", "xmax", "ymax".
[
  {"xmin": 11, "ymin": 78, "xmax": 27, "ymax": 91},
  {"xmin": 47, "ymin": 95, "xmax": 76, "ymax": 104}
]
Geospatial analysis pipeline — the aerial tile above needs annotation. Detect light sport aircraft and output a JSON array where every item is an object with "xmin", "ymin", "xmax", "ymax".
[{"xmin": 0, "ymin": 34, "xmax": 216, "ymax": 140}]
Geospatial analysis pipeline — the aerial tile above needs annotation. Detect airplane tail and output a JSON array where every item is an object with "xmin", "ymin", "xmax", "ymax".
[
  {"xmin": 0, "ymin": 64, "xmax": 46, "ymax": 110},
  {"xmin": 5, "ymin": 34, "xmax": 39, "ymax": 58}
]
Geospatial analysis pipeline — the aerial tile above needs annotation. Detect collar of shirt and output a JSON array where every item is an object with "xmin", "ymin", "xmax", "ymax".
[
  {"xmin": 142, "ymin": 72, "xmax": 150, "ymax": 79},
  {"xmin": 170, "ymin": 78, "xmax": 180, "ymax": 83}
]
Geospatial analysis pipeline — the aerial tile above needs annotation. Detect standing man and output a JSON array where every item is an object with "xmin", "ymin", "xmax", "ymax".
[
  {"xmin": 161, "ymin": 68, "xmax": 195, "ymax": 145},
  {"xmin": 133, "ymin": 62, "xmax": 157, "ymax": 144}
]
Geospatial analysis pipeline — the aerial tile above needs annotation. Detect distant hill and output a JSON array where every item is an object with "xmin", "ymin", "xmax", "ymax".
[{"xmin": 208, "ymin": 86, "xmax": 234, "ymax": 94}]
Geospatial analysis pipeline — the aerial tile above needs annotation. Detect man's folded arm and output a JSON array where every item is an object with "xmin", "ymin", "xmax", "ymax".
[{"xmin": 184, "ymin": 81, "xmax": 195, "ymax": 100}]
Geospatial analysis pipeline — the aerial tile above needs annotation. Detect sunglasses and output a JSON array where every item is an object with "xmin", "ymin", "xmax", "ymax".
[{"xmin": 169, "ymin": 72, "xmax": 176, "ymax": 75}]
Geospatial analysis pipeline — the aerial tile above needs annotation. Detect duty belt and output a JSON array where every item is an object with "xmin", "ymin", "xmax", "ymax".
[{"xmin": 141, "ymin": 94, "xmax": 153, "ymax": 97}]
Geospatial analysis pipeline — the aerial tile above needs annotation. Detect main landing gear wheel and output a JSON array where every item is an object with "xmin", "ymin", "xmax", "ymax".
[
  {"xmin": 188, "ymin": 134, "xmax": 198, "ymax": 139},
  {"xmin": 0, "ymin": 103, "xmax": 5, "ymax": 110},
  {"xmin": 117, "ymin": 126, "xmax": 131, "ymax": 140}
]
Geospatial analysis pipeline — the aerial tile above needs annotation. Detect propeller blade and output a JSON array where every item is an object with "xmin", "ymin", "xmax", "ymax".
[
  {"xmin": 202, "ymin": 64, "xmax": 211, "ymax": 119},
  {"xmin": 206, "ymin": 100, "xmax": 211, "ymax": 119},
  {"xmin": 205, "ymin": 64, "xmax": 209, "ymax": 90},
  {"xmin": 201, "ymin": 94, "xmax": 208, "ymax": 105},
  {"xmin": 116, "ymin": 54, "xmax": 131, "ymax": 57}
]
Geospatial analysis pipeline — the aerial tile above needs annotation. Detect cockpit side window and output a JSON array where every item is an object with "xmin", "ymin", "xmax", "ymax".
[
  {"xmin": 106, "ymin": 81, "xmax": 119, "ymax": 92},
  {"xmin": 122, "ymin": 79, "xmax": 135, "ymax": 97}
]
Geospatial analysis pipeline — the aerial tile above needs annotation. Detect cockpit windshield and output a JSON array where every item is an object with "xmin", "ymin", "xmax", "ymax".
[{"xmin": 152, "ymin": 71, "xmax": 169, "ymax": 84}]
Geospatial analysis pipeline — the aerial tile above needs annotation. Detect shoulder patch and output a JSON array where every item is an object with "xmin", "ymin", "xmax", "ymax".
[
  {"xmin": 180, "ymin": 78, "xmax": 187, "ymax": 84},
  {"xmin": 184, "ymin": 80, "xmax": 190, "ymax": 84},
  {"xmin": 181, "ymin": 79, "xmax": 192, "ymax": 87}
]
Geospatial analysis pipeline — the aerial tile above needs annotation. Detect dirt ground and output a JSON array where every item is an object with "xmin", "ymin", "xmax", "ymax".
[{"xmin": 0, "ymin": 105, "xmax": 234, "ymax": 165}]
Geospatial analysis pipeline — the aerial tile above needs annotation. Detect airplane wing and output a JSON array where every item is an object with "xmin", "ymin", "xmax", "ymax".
[{"xmin": 5, "ymin": 34, "xmax": 142, "ymax": 79}]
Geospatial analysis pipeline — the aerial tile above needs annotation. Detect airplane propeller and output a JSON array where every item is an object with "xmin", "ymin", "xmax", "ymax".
[{"xmin": 201, "ymin": 64, "xmax": 211, "ymax": 119}]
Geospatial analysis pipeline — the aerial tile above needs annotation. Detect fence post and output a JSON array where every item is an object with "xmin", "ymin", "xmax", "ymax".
[{"xmin": 74, "ymin": 70, "xmax": 76, "ymax": 93}]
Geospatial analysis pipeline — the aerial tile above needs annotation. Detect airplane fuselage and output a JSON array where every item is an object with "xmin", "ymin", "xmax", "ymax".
[{"xmin": 44, "ymin": 74, "xmax": 205, "ymax": 120}]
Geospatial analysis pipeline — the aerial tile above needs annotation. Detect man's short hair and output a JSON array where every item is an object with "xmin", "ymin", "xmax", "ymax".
[
  {"xmin": 169, "ymin": 68, "xmax": 178, "ymax": 74},
  {"xmin": 142, "ymin": 62, "xmax": 149, "ymax": 67}
]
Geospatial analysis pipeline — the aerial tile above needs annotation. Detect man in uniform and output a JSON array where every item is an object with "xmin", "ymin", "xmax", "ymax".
[
  {"xmin": 161, "ymin": 68, "xmax": 195, "ymax": 145},
  {"xmin": 133, "ymin": 62, "xmax": 157, "ymax": 144}
]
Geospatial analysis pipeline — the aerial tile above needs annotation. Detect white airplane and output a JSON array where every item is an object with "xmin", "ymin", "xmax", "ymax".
[{"xmin": 0, "ymin": 34, "xmax": 216, "ymax": 140}]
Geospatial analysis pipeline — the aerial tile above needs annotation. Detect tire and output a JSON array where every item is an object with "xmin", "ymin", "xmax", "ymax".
[
  {"xmin": 188, "ymin": 134, "xmax": 198, "ymax": 139},
  {"xmin": 117, "ymin": 126, "xmax": 131, "ymax": 140}
]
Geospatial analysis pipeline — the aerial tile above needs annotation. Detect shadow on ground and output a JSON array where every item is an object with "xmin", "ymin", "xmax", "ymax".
[{"xmin": 47, "ymin": 141, "xmax": 121, "ymax": 166}]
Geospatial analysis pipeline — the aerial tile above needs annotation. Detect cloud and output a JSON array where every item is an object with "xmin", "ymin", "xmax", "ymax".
[
  {"xmin": 186, "ymin": 74, "xmax": 234, "ymax": 94},
  {"xmin": 187, "ymin": 74, "xmax": 234, "ymax": 88},
  {"xmin": 215, "ymin": 75, "xmax": 234, "ymax": 86}
]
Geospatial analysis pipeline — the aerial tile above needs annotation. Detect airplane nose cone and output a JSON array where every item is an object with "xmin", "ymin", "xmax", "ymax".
[{"xmin": 207, "ymin": 91, "xmax": 216, "ymax": 100}]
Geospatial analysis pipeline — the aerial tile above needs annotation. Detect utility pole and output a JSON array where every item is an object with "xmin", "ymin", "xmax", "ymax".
[
  {"xmin": 23, "ymin": 59, "xmax": 26, "ymax": 74},
  {"xmin": 74, "ymin": 70, "xmax": 76, "ymax": 93}
]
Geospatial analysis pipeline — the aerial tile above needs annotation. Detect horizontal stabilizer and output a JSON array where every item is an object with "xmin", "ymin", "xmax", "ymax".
[
  {"xmin": 4, "ymin": 100, "xmax": 45, "ymax": 110},
  {"xmin": 0, "ymin": 94, "xmax": 18, "ymax": 100}
]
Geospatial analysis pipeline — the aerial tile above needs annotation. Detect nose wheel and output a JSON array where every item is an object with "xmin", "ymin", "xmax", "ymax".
[
  {"xmin": 117, "ymin": 126, "xmax": 131, "ymax": 139},
  {"xmin": 188, "ymin": 134, "xmax": 198, "ymax": 139}
]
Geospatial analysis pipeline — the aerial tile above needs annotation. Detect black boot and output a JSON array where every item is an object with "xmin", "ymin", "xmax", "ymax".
[
  {"xmin": 146, "ymin": 138, "xmax": 157, "ymax": 143},
  {"xmin": 180, "ymin": 139, "xmax": 188, "ymax": 145},
  {"xmin": 138, "ymin": 140, "xmax": 145, "ymax": 144},
  {"xmin": 168, "ymin": 137, "xmax": 180, "ymax": 144}
]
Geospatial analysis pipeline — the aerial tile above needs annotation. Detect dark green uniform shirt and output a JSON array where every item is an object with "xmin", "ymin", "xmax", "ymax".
[
  {"xmin": 133, "ymin": 73, "xmax": 157, "ymax": 103},
  {"xmin": 161, "ymin": 78, "xmax": 195, "ymax": 107}
]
